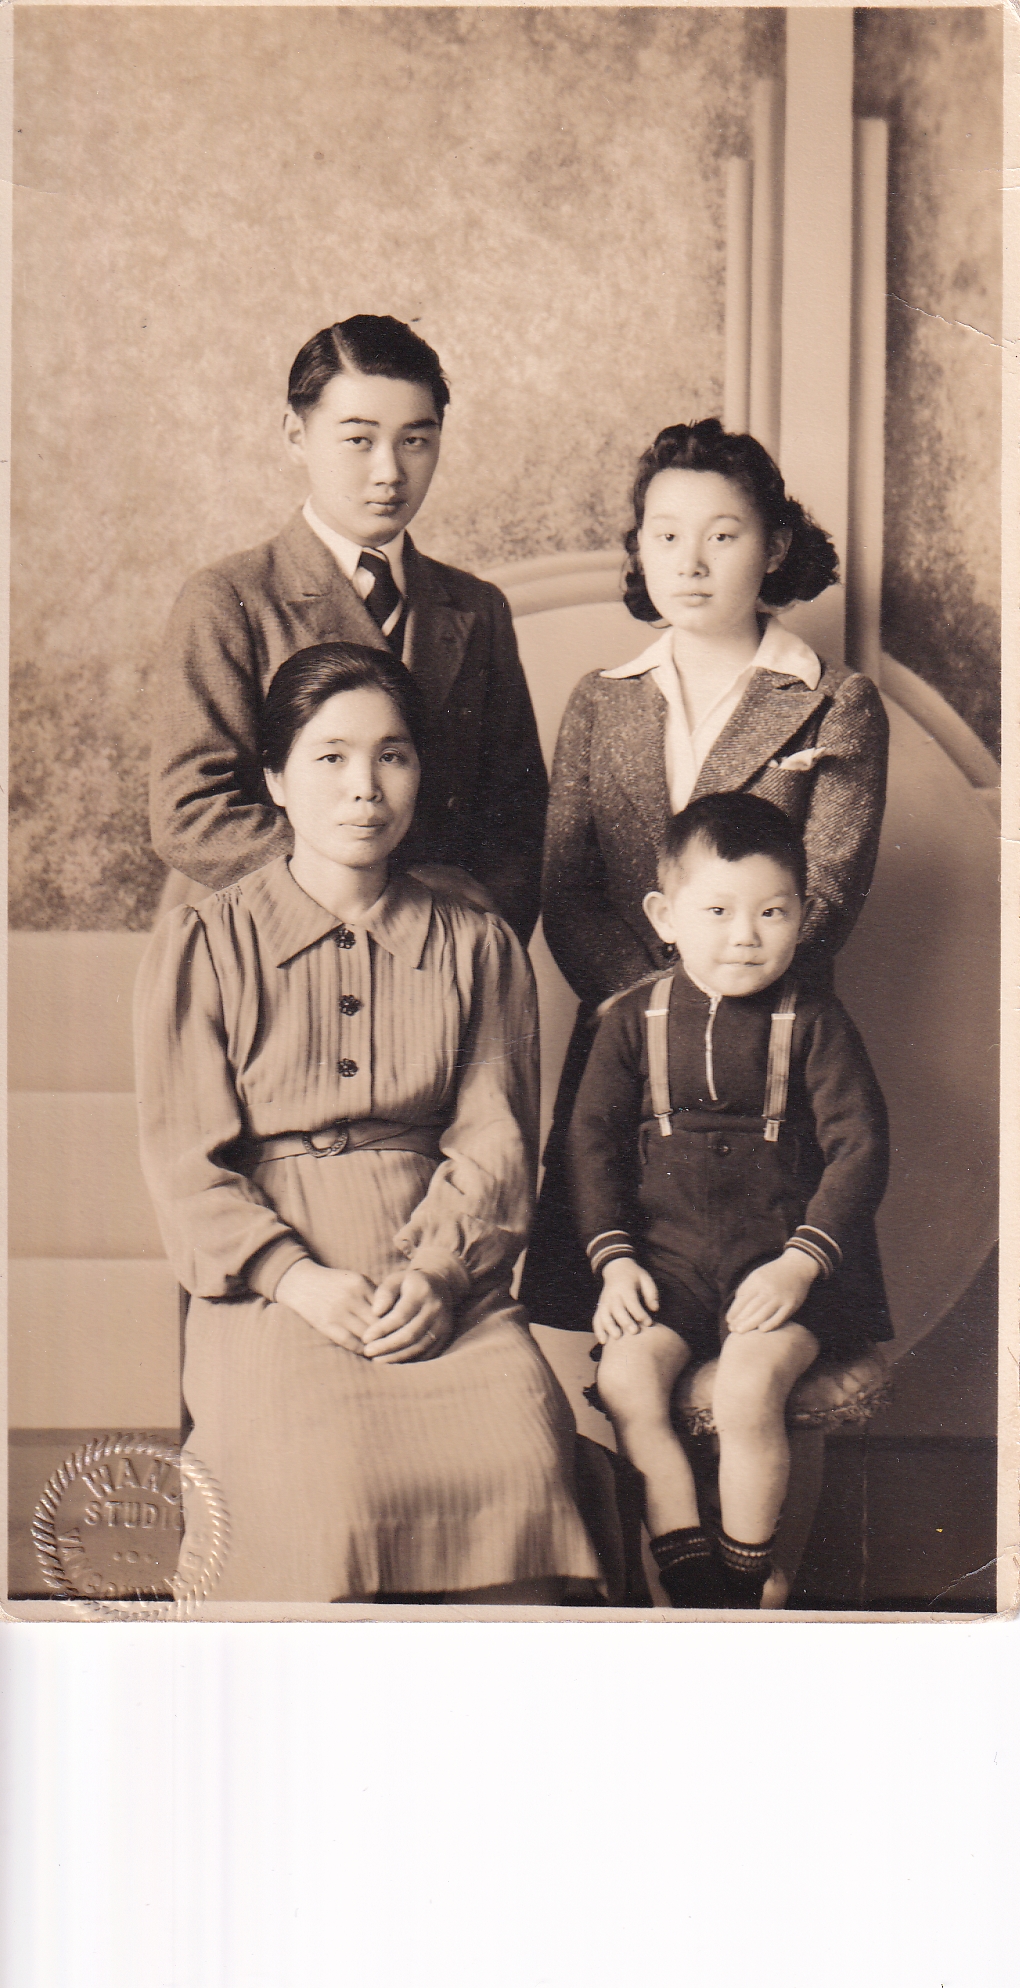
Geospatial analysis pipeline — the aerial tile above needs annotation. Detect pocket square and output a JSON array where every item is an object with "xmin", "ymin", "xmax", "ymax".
[{"xmin": 769, "ymin": 746, "xmax": 828, "ymax": 773}]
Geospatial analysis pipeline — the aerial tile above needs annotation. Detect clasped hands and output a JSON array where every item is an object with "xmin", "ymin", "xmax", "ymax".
[
  {"xmin": 593, "ymin": 1248, "xmax": 820, "ymax": 1343},
  {"xmin": 275, "ymin": 1259, "xmax": 454, "ymax": 1363}
]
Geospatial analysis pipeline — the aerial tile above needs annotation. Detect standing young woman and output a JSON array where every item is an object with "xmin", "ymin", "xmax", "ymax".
[
  {"xmin": 136, "ymin": 641, "xmax": 601, "ymax": 1602},
  {"xmin": 521, "ymin": 418, "xmax": 889, "ymax": 1330}
]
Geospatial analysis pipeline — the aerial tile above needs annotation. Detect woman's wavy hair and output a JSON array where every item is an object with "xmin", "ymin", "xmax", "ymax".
[
  {"xmin": 259, "ymin": 642, "xmax": 427, "ymax": 777},
  {"xmin": 623, "ymin": 418, "xmax": 839, "ymax": 621}
]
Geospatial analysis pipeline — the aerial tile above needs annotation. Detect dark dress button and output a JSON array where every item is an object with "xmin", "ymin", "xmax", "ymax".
[
  {"xmin": 338, "ymin": 1059, "xmax": 359, "ymax": 1078},
  {"xmin": 339, "ymin": 995, "xmax": 361, "ymax": 1016},
  {"xmin": 717, "ymin": 1142, "xmax": 730, "ymax": 1156},
  {"xmin": 335, "ymin": 926, "xmax": 356, "ymax": 949}
]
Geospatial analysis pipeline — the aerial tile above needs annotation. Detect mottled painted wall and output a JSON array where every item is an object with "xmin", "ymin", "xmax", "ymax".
[
  {"xmin": 857, "ymin": 7, "xmax": 1002, "ymax": 758},
  {"xmin": 10, "ymin": 7, "xmax": 1001, "ymax": 930},
  {"xmin": 11, "ymin": 5, "xmax": 775, "ymax": 928}
]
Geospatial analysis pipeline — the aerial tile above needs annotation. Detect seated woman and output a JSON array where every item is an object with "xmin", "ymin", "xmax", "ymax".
[{"xmin": 134, "ymin": 641, "xmax": 602, "ymax": 1603}]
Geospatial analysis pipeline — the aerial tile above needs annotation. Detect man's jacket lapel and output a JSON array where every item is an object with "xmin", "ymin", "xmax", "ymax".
[
  {"xmin": 275, "ymin": 510, "xmax": 391, "ymax": 652},
  {"xmin": 403, "ymin": 540, "xmax": 476, "ymax": 710}
]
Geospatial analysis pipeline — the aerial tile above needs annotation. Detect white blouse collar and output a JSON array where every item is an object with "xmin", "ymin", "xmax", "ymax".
[{"xmin": 600, "ymin": 614, "xmax": 822, "ymax": 691}]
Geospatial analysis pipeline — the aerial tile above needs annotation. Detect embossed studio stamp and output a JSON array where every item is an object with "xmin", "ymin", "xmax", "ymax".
[{"xmin": 31, "ymin": 1434, "xmax": 229, "ymax": 1616}]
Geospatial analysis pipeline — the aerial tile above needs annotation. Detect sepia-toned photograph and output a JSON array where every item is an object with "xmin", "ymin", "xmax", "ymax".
[{"xmin": 5, "ymin": 2, "xmax": 1010, "ymax": 1618}]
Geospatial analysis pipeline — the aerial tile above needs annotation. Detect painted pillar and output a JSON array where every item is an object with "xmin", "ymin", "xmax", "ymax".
[
  {"xmin": 778, "ymin": 9, "xmax": 854, "ymax": 665},
  {"xmin": 846, "ymin": 118, "xmax": 889, "ymax": 685},
  {"xmin": 723, "ymin": 157, "xmax": 753, "ymax": 433},
  {"xmin": 749, "ymin": 77, "xmax": 784, "ymax": 460}
]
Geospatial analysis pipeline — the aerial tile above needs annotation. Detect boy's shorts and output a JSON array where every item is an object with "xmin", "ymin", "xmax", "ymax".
[
  {"xmin": 631, "ymin": 1123, "xmax": 886, "ymax": 1365},
  {"xmin": 647, "ymin": 1250, "xmax": 877, "ymax": 1366}
]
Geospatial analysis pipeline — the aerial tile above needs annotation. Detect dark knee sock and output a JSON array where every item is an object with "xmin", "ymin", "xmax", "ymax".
[
  {"xmin": 716, "ymin": 1530, "xmax": 776, "ymax": 1609},
  {"xmin": 650, "ymin": 1527, "xmax": 727, "ymax": 1609}
]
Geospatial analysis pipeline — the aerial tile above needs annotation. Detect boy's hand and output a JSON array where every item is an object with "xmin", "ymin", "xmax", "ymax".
[
  {"xmin": 726, "ymin": 1250, "xmax": 820, "ymax": 1334},
  {"xmin": 593, "ymin": 1259, "xmax": 660, "ymax": 1342}
]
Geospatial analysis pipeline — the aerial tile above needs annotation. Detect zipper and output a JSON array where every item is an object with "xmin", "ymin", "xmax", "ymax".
[{"xmin": 704, "ymin": 994, "xmax": 720, "ymax": 1101}]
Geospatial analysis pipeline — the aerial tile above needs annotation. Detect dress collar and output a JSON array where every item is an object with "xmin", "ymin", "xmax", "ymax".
[
  {"xmin": 600, "ymin": 614, "xmax": 822, "ymax": 690},
  {"xmin": 242, "ymin": 857, "xmax": 432, "ymax": 969}
]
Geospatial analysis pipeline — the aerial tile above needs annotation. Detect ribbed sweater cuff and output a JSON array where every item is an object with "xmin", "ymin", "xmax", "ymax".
[
  {"xmin": 587, "ymin": 1231, "xmax": 637, "ymax": 1278},
  {"xmin": 785, "ymin": 1226, "xmax": 842, "ymax": 1279}
]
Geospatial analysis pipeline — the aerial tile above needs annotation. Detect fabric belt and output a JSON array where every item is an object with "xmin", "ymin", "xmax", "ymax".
[
  {"xmin": 250, "ymin": 1120, "xmax": 444, "ymax": 1164},
  {"xmin": 644, "ymin": 972, "xmax": 799, "ymax": 1141}
]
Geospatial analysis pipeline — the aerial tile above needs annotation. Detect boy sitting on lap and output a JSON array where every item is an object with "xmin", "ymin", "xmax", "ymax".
[{"xmin": 566, "ymin": 792, "xmax": 892, "ymax": 1609}]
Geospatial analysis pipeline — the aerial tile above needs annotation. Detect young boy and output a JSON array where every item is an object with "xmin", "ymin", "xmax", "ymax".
[{"xmin": 566, "ymin": 792, "xmax": 892, "ymax": 1608}]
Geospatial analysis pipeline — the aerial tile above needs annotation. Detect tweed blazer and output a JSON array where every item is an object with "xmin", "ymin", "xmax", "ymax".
[
  {"xmin": 149, "ymin": 509, "xmax": 548, "ymax": 944},
  {"xmin": 542, "ymin": 643, "xmax": 889, "ymax": 1007}
]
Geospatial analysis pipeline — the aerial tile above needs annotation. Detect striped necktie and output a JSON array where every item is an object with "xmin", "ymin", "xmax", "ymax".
[{"xmin": 357, "ymin": 550, "xmax": 403, "ymax": 652}]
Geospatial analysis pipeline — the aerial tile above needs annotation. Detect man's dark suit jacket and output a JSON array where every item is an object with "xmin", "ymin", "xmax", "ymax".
[{"xmin": 149, "ymin": 509, "xmax": 548, "ymax": 944}]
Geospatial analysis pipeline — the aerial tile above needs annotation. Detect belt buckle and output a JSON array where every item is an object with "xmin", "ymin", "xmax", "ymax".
[{"xmin": 302, "ymin": 1125, "xmax": 349, "ymax": 1158}]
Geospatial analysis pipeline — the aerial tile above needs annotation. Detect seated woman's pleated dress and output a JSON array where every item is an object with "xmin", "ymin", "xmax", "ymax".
[{"xmin": 134, "ymin": 860, "xmax": 602, "ymax": 1602}]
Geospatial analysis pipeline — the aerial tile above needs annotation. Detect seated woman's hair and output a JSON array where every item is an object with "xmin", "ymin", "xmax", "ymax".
[
  {"xmin": 287, "ymin": 316, "xmax": 451, "ymax": 422},
  {"xmin": 659, "ymin": 792, "xmax": 808, "ymax": 900},
  {"xmin": 259, "ymin": 642, "xmax": 428, "ymax": 777},
  {"xmin": 624, "ymin": 417, "xmax": 839, "ymax": 620}
]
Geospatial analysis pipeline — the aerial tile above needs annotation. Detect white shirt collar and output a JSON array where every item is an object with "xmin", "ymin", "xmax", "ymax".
[
  {"xmin": 600, "ymin": 614, "xmax": 822, "ymax": 691},
  {"xmin": 302, "ymin": 498, "xmax": 406, "ymax": 597}
]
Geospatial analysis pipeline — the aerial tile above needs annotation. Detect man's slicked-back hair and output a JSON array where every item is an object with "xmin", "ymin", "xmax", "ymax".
[
  {"xmin": 287, "ymin": 316, "xmax": 450, "ymax": 422},
  {"xmin": 658, "ymin": 792, "xmax": 807, "ymax": 900}
]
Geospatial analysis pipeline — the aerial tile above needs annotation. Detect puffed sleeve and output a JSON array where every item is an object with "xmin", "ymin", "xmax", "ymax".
[
  {"xmin": 542, "ymin": 677, "xmax": 661, "ymax": 1005},
  {"xmin": 796, "ymin": 671, "xmax": 889, "ymax": 969},
  {"xmin": 393, "ymin": 914, "xmax": 540, "ymax": 1295},
  {"xmin": 133, "ymin": 907, "xmax": 309, "ymax": 1300}
]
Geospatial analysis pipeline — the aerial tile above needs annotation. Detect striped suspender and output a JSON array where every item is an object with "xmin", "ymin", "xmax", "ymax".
[
  {"xmin": 644, "ymin": 974, "xmax": 676, "ymax": 1137},
  {"xmin": 645, "ymin": 973, "xmax": 798, "ymax": 1140},
  {"xmin": 763, "ymin": 977, "xmax": 798, "ymax": 1141}
]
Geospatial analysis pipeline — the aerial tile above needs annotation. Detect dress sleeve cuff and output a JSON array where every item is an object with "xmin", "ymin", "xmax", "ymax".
[
  {"xmin": 587, "ymin": 1231, "xmax": 637, "ymax": 1277},
  {"xmin": 785, "ymin": 1227, "xmax": 842, "ymax": 1279},
  {"xmin": 403, "ymin": 1246, "xmax": 473, "ymax": 1301},
  {"xmin": 247, "ymin": 1238, "xmax": 313, "ymax": 1302}
]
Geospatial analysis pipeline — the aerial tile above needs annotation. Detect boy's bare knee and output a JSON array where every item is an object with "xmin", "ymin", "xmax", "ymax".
[
  {"xmin": 598, "ymin": 1330, "xmax": 686, "ymax": 1424},
  {"xmin": 715, "ymin": 1339, "xmax": 780, "ymax": 1424},
  {"xmin": 714, "ymin": 1328, "xmax": 813, "ymax": 1430},
  {"xmin": 596, "ymin": 1346, "xmax": 654, "ymax": 1422}
]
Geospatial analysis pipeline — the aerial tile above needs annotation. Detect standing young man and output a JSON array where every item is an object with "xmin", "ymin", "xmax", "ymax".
[{"xmin": 150, "ymin": 316, "xmax": 547, "ymax": 943}]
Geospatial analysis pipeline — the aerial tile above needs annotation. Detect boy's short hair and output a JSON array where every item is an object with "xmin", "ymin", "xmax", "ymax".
[
  {"xmin": 658, "ymin": 793, "xmax": 807, "ymax": 899},
  {"xmin": 287, "ymin": 316, "xmax": 450, "ymax": 423}
]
